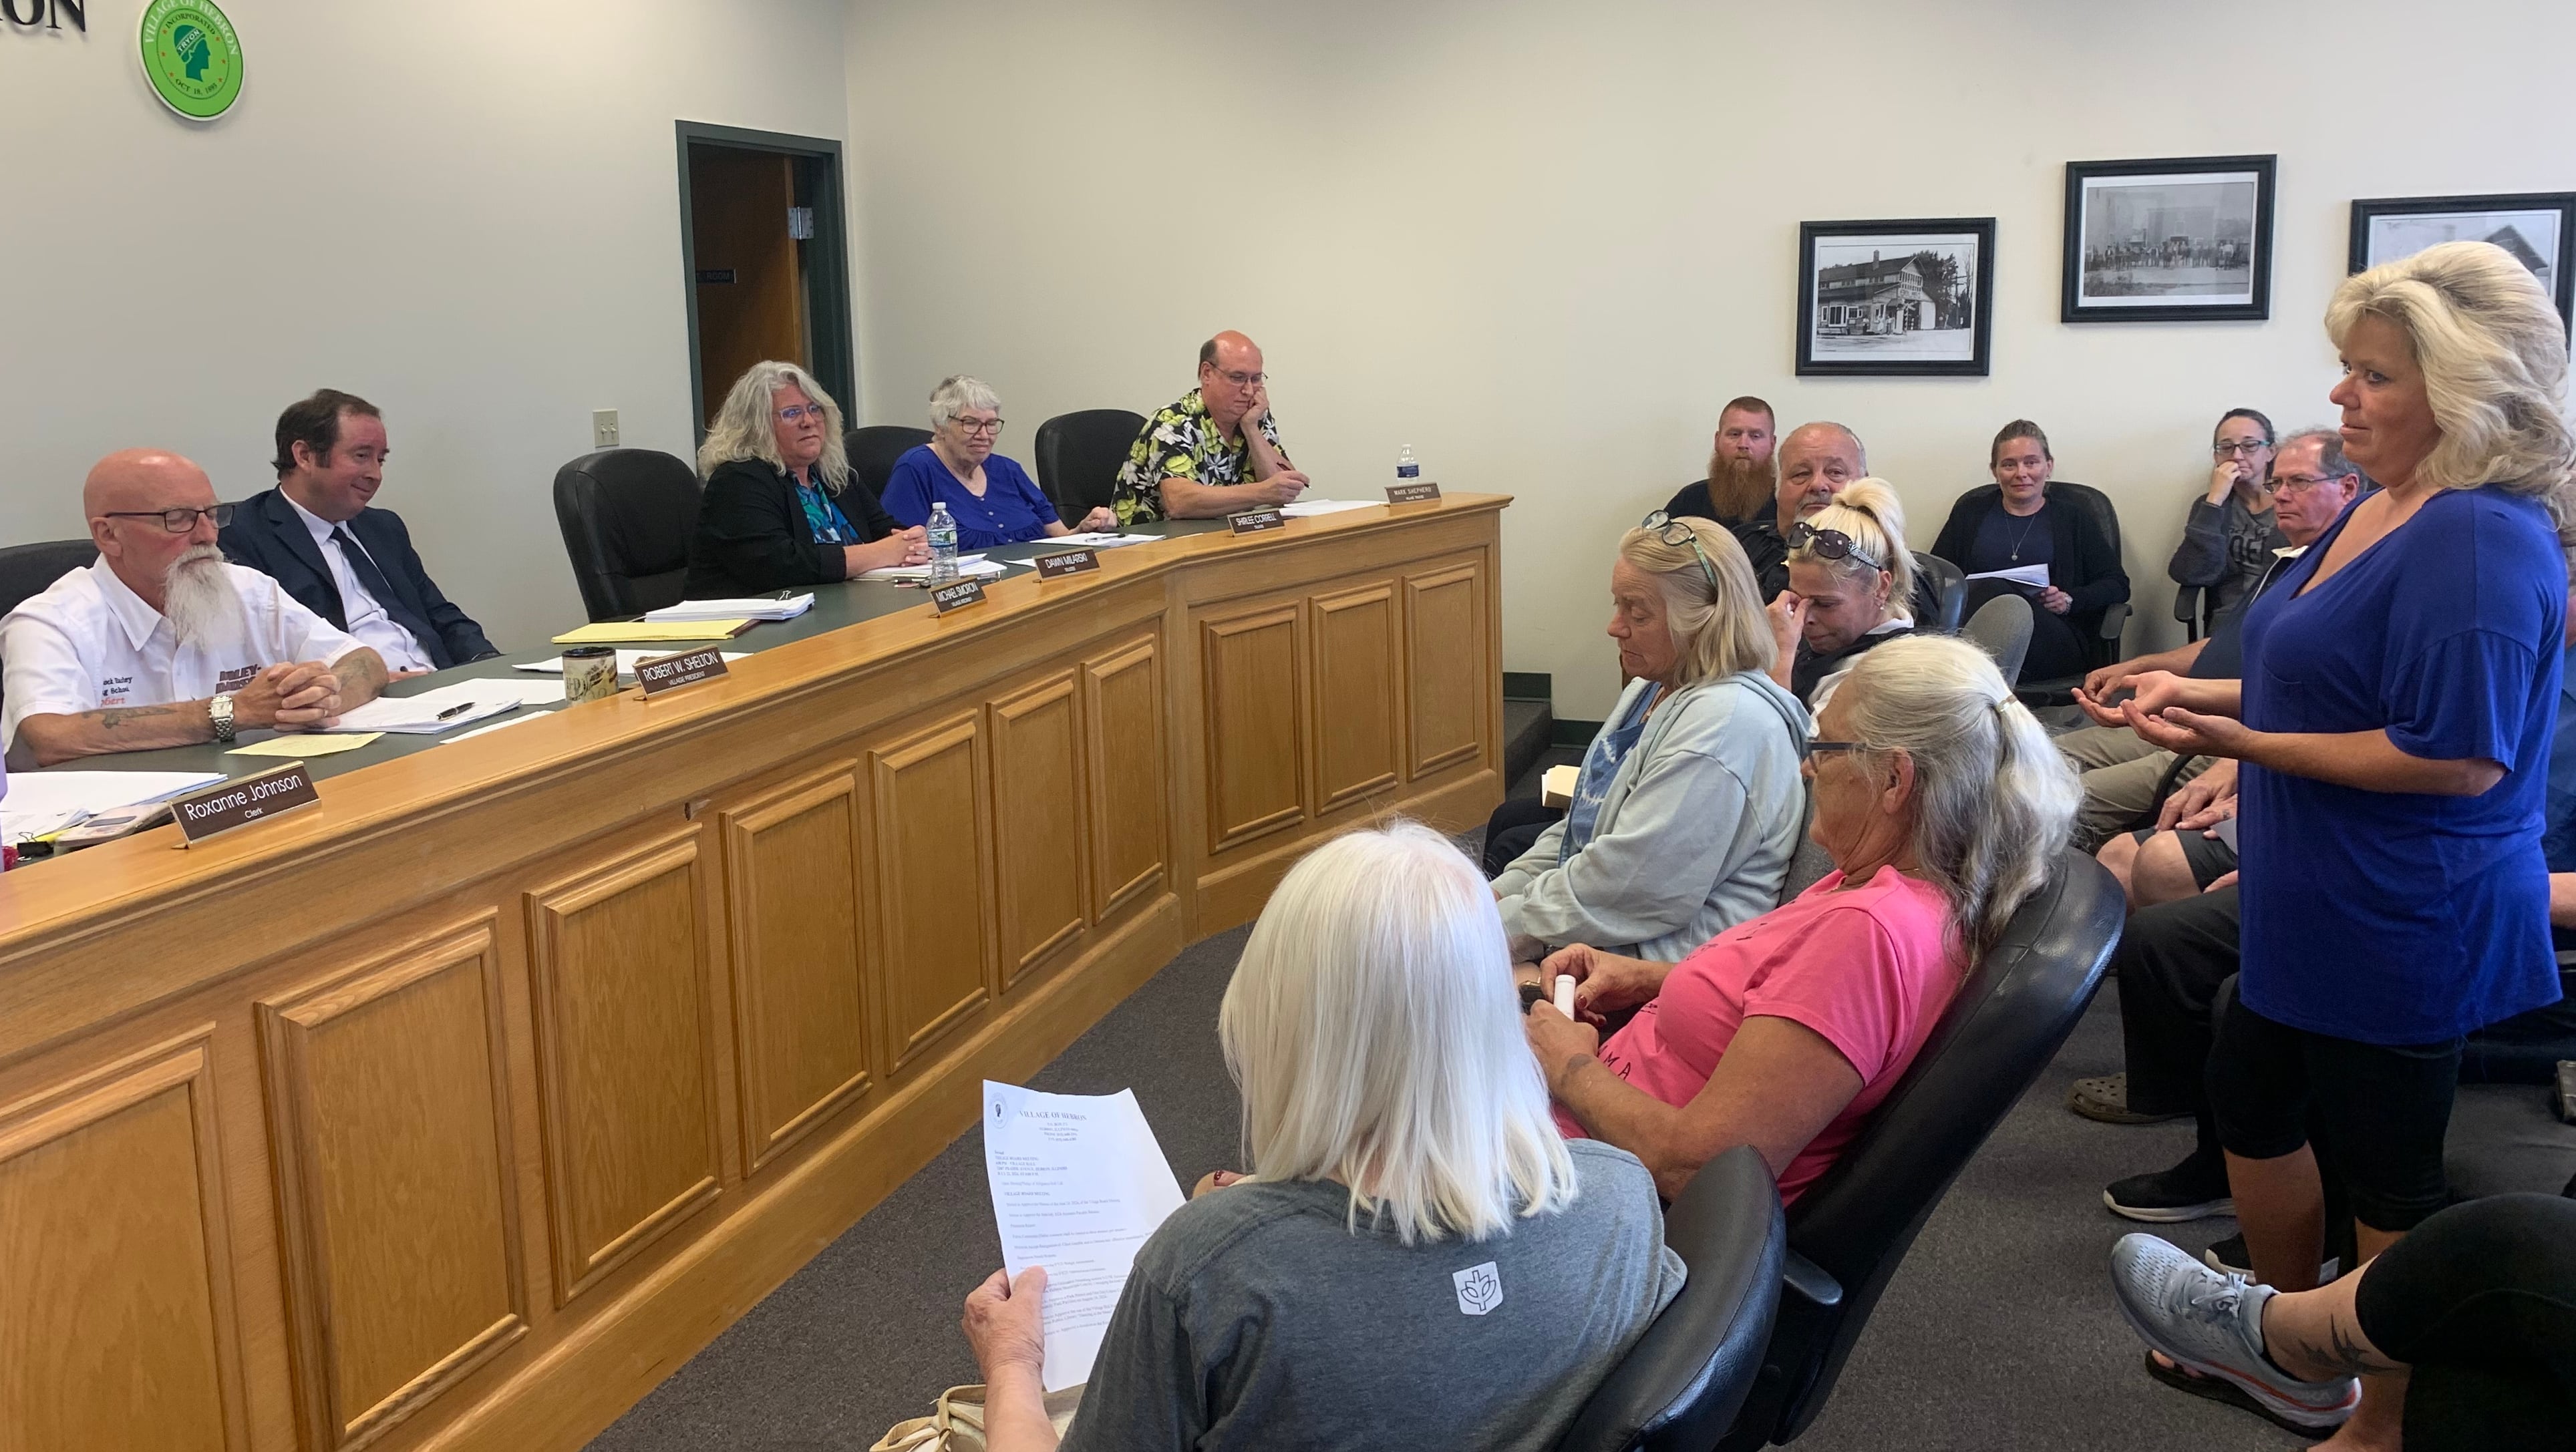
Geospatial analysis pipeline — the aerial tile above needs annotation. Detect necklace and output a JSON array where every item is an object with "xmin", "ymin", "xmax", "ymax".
[{"xmin": 2007, "ymin": 508, "xmax": 2042, "ymax": 562}]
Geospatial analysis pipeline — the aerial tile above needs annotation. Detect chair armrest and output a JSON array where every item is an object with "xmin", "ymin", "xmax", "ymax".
[
  {"xmin": 1780, "ymin": 1249, "xmax": 1842, "ymax": 1310},
  {"xmin": 2098, "ymin": 601, "xmax": 2130, "ymax": 641}
]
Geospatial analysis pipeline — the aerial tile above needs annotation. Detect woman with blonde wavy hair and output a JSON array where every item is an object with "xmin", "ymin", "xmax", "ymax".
[
  {"xmin": 1764, "ymin": 476, "xmax": 1918, "ymax": 705},
  {"xmin": 958, "ymin": 823, "xmax": 1683, "ymax": 1452},
  {"xmin": 683, "ymin": 359, "xmax": 927, "ymax": 596},
  {"xmin": 2108, "ymin": 239, "xmax": 2575, "ymax": 1443}
]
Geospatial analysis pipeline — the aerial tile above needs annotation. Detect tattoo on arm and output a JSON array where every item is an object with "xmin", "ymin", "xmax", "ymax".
[{"xmin": 96, "ymin": 705, "xmax": 182, "ymax": 731}]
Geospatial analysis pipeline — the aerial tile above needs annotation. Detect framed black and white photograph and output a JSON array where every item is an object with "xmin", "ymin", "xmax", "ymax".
[
  {"xmin": 1796, "ymin": 218, "xmax": 1995, "ymax": 377},
  {"xmin": 2062, "ymin": 155, "xmax": 2276, "ymax": 323},
  {"xmin": 2350, "ymin": 192, "xmax": 2576, "ymax": 331}
]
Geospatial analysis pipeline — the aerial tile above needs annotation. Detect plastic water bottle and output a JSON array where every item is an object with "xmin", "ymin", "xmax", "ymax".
[
  {"xmin": 926, "ymin": 503, "xmax": 959, "ymax": 584},
  {"xmin": 1396, "ymin": 444, "xmax": 1421, "ymax": 482}
]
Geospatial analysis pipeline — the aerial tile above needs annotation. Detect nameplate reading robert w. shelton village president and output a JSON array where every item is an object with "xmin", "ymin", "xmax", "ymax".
[{"xmin": 173, "ymin": 761, "xmax": 320, "ymax": 845}]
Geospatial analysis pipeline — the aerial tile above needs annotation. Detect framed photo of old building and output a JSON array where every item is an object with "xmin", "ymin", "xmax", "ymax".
[
  {"xmin": 1796, "ymin": 218, "xmax": 1995, "ymax": 377},
  {"xmin": 2349, "ymin": 192, "xmax": 2576, "ymax": 332},
  {"xmin": 2063, "ymin": 155, "xmax": 2276, "ymax": 323}
]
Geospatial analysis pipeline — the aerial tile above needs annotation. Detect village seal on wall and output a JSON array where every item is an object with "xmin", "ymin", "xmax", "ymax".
[{"xmin": 140, "ymin": 0, "xmax": 243, "ymax": 120}]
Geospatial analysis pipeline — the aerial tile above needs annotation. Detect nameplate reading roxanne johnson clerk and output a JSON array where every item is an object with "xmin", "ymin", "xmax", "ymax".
[{"xmin": 172, "ymin": 760, "xmax": 320, "ymax": 844}]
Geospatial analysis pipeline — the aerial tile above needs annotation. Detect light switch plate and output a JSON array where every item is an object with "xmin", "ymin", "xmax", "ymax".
[{"xmin": 593, "ymin": 409, "xmax": 619, "ymax": 448}]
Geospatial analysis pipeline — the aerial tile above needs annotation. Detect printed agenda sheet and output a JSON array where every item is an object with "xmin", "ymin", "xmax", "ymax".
[{"xmin": 981, "ymin": 1082, "xmax": 1185, "ymax": 1391}]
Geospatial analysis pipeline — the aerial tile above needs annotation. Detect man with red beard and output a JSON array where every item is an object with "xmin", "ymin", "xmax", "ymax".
[
  {"xmin": 1662, "ymin": 396, "xmax": 1777, "ymax": 528},
  {"xmin": 2, "ymin": 449, "xmax": 389, "ymax": 766}
]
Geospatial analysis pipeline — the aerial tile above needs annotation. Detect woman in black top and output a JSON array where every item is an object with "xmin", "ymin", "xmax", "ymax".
[
  {"xmin": 685, "ymin": 360, "xmax": 928, "ymax": 596},
  {"xmin": 1931, "ymin": 419, "xmax": 2128, "ymax": 681}
]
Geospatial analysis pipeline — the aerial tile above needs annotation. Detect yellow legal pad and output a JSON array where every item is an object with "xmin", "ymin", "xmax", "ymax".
[
  {"xmin": 227, "ymin": 732, "xmax": 383, "ymax": 757},
  {"xmin": 550, "ymin": 619, "xmax": 753, "ymax": 645}
]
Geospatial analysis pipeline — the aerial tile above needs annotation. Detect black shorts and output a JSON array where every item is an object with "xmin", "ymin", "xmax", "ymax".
[
  {"xmin": 2205, "ymin": 979, "xmax": 2463, "ymax": 1232},
  {"xmin": 2128, "ymin": 825, "xmax": 2237, "ymax": 890}
]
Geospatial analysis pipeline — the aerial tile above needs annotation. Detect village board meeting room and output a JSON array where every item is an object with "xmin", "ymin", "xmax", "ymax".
[{"xmin": 10, "ymin": 1, "xmax": 2576, "ymax": 1450}]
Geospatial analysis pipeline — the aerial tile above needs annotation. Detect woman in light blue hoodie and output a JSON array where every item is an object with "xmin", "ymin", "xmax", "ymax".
[{"xmin": 1491, "ymin": 514, "xmax": 1809, "ymax": 962}]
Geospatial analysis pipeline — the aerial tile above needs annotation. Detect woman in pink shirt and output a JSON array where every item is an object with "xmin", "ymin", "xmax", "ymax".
[{"xmin": 1523, "ymin": 636, "xmax": 2081, "ymax": 1202}]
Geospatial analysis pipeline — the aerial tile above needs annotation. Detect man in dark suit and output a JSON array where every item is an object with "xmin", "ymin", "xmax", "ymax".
[{"xmin": 221, "ymin": 389, "xmax": 497, "ymax": 671}]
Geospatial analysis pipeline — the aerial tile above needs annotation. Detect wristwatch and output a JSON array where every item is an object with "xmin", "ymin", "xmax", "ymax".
[{"xmin": 210, "ymin": 691, "xmax": 236, "ymax": 743}]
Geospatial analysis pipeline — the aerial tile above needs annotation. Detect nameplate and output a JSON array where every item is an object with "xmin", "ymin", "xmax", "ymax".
[
  {"xmin": 1386, "ymin": 480, "xmax": 1442, "ymax": 505},
  {"xmin": 1034, "ymin": 548, "xmax": 1101, "ymax": 580},
  {"xmin": 931, "ymin": 578, "xmax": 987, "ymax": 613},
  {"xmin": 635, "ymin": 646, "xmax": 730, "ymax": 697},
  {"xmin": 172, "ymin": 761, "xmax": 320, "ymax": 846},
  {"xmin": 1227, "ymin": 508, "xmax": 1286, "ymax": 535}
]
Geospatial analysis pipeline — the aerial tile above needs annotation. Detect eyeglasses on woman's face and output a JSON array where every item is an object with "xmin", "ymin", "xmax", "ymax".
[
  {"xmin": 2211, "ymin": 439, "xmax": 2271, "ymax": 458},
  {"xmin": 949, "ymin": 414, "xmax": 1003, "ymax": 437},
  {"xmin": 1638, "ymin": 510, "xmax": 1720, "ymax": 592},
  {"xmin": 775, "ymin": 404, "xmax": 828, "ymax": 425}
]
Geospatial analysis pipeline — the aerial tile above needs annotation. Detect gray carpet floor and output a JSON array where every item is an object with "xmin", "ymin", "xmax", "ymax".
[{"xmin": 586, "ymin": 760, "xmax": 2307, "ymax": 1451}]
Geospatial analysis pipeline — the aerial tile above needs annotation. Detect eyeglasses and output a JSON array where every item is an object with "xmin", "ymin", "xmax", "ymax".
[
  {"xmin": 104, "ymin": 505, "xmax": 233, "ymax": 533},
  {"xmin": 951, "ymin": 417, "xmax": 1004, "ymax": 436},
  {"xmin": 1639, "ymin": 510, "xmax": 1720, "ymax": 592},
  {"xmin": 1804, "ymin": 738, "xmax": 1867, "ymax": 759},
  {"xmin": 2272, "ymin": 473, "xmax": 2346, "ymax": 494},
  {"xmin": 1207, "ymin": 369, "xmax": 1266, "ymax": 388},
  {"xmin": 2211, "ymin": 441, "xmax": 2271, "ymax": 457},
  {"xmin": 776, "ymin": 405, "xmax": 829, "ymax": 424},
  {"xmin": 1788, "ymin": 522, "xmax": 1883, "ymax": 570}
]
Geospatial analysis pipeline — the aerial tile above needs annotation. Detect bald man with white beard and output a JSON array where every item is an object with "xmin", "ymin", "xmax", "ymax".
[{"xmin": 1, "ymin": 449, "xmax": 389, "ymax": 767}]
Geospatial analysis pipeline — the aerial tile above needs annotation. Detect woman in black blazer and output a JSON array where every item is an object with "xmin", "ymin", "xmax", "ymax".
[
  {"xmin": 685, "ymin": 361, "xmax": 928, "ymax": 596},
  {"xmin": 1930, "ymin": 419, "xmax": 2128, "ymax": 681}
]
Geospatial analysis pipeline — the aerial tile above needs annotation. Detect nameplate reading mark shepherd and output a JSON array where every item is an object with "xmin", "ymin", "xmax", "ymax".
[
  {"xmin": 172, "ymin": 761, "xmax": 321, "ymax": 846},
  {"xmin": 1386, "ymin": 480, "xmax": 1442, "ymax": 505},
  {"xmin": 1227, "ymin": 508, "xmax": 1287, "ymax": 534},
  {"xmin": 635, "ymin": 647, "xmax": 731, "ymax": 697},
  {"xmin": 1035, "ymin": 548, "xmax": 1101, "ymax": 580},
  {"xmin": 932, "ymin": 578, "xmax": 987, "ymax": 613}
]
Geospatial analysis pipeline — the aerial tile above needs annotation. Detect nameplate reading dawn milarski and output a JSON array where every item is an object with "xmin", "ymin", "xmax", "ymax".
[
  {"xmin": 635, "ymin": 646, "xmax": 732, "ymax": 697},
  {"xmin": 932, "ymin": 578, "xmax": 987, "ymax": 613},
  {"xmin": 172, "ymin": 761, "xmax": 321, "ymax": 846},
  {"xmin": 1386, "ymin": 480, "xmax": 1442, "ymax": 505},
  {"xmin": 1035, "ymin": 548, "xmax": 1102, "ymax": 579},
  {"xmin": 1227, "ymin": 508, "xmax": 1287, "ymax": 535}
]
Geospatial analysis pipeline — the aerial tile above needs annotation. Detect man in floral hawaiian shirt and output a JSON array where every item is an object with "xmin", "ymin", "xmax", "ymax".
[{"xmin": 1112, "ymin": 331, "xmax": 1309, "ymax": 524}]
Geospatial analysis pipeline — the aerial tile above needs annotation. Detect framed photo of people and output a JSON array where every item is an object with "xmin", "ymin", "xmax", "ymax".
[
  {"xmin": 2349, "ymin": 192, "xmax": 2576, "ymax": 332},
  {"xmin": 2062, "ymin": 155, "xmax": 2277, "ymax": 323},
  {"xmin": 1795, "ymin": 218, "xmax": 1995, "ymax": 377}
]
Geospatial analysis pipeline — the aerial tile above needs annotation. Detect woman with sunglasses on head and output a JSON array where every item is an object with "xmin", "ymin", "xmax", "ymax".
[
  {"xmin": 1763, "ymin": 478, "xmax": 1917, "ymax": 707},
  {"xmin": 1931, "ymin": 420, "xmax": 2129, "ymax": 683},
  {"xmin": 1522, "ymin": 636, "xmax": 2079, "ymax": 1203},
  {"xmin": 879, "ymin": 376, "xmax": 1118, "ymax": 548},
  {"xmin": 685, "ymin": 359, "xmax": 930, "ymax": 597},
  {"xmin": 1485, "ymin": 514, "xmax": 1808, "ymax": 966}
]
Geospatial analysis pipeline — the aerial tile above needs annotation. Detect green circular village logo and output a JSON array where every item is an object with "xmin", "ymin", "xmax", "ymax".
[{"xmin": 139, "ymin": 0, "xmax": 243, "ymax": 120}]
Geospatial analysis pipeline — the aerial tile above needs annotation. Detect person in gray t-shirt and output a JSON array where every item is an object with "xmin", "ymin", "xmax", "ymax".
[
  {"xmin": 2168, "ymin": 407, "xmax": 2289, "ymax": 621},
  {"xmin": 961, "ymin": 824, "xmax": 1685, "ymax": 1452}
]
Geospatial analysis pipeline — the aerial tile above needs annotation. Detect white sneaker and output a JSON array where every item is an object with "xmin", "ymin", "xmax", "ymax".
[{"xmin": 2108, "ymin": 1233, "xmax": 2359, "ymax": 1431}]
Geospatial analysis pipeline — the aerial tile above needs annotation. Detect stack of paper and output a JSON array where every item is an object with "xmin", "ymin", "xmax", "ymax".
[
  {"xmin": 1, "ymin": 769, "xmax": 224, "ymax": 843},
  {"xmin": 1963, "ymin": 563, "xmax": 2052, "ymax": 590},
  {"xmin": 645, "ymin": 595, "xmax": 812, "ymax": 622},
  {"xmin": 551, "ymin": 619, "xmax": 754, "ymax": 645},
  {"xmin": 1048, "ymin": 532, "xmax": 1158, "ymax": 548},
  {"xmin": 514, "ymin": 650, "xmax": 750, "ymax": 681},
  {"xmin": 322, "ymin": 682, "xmax": 524, "ymax": 735},
  {"xmin": 860, "ymin": 554, "xmax": 1015, "ymax": 582},
  {"xmin": 982, "ymin": 1083, "xmax": 1184, "ymax": 1391},
  {"xmin": 1279, "ymin": 499, "xmax": 1378, "ymax": 517}
]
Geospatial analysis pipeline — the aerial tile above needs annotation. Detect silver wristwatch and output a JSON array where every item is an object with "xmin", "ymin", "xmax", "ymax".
[{"xmin": 210, "ymin": 691, "xmax": 236, "ymax": 743}]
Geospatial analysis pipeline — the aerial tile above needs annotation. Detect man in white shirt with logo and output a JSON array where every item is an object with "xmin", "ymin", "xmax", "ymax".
[{"xmin": 2, "ymin": 448, "xmax": 390, "ymax": 767}]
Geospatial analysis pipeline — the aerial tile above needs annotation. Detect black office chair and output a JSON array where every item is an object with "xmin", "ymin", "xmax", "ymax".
[
  {"xmin": 1913, "ymin": 552, "xmax": 1966, "ymax": 634},
  {"xmin": 1033, "ymin": 409, "xmax": 1148, "ymax": 519},
  {"xmin": 2173, "ymin": 581, "xmax": 2213, "ymax": 643},
  {"xmin": 1962, "ymin": 480, "xmax": 2130, "ymax": 707},
  {"xmin": 0, "ymin": 539, "xmax": 98, "ymax": 618},
  {"xmin": 551, "ymin": 449, "xmax": 704, "ymax": 621},
  {"xmin": 1715, "ymin": 852, "xmax": 2124, "ymax": 1449},
  {"xmin": 844, "ymin": 425, "xmax": 931, "ymax": 506},
  {"xmin": 1554, "ymin": 1147, "xmax": 1788, "ymax": 1452}
]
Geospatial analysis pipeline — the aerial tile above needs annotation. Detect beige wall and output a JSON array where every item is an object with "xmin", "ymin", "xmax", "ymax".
[
  {"xmin": 846, "ymin": 0, "xmax": 2576, "ymax": 717},
  {"xmin": 2, "ymin": 0, "xmax": 847, "ymax": 647}
]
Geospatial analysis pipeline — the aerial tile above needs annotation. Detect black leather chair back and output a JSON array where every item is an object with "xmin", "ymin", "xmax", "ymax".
[
  {"xmin": 0, "ymin": 539, "xmax": 98, "ymax": 618},
  {"xmin": 551, "ymin": 449, "xmax": 703, "ymax": 621},
  {"xmin": 1716, "ymin": 852, "xmax": 2124, "ymax": 1449},
  {"xmin": 844, "ymin": 426, "xmax": 931, "ymax": 506},
  {"xmin": 1913, "ymin": 552, "xmax": 1966, "ymax": 633},
  {"xmin": 1033, "ymin": 409, "xmax": 1148, "ymax": 518},
  {"xmin": 1555, "ymin": 1147, "xmax": 1786, "ymax": 1452}
]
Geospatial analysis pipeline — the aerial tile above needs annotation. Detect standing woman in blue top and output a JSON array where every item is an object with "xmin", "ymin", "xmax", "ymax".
[
  {"xmin": 2110, "ymin": 241, "xmax": 2575, "ymax": 1440},
  {"xmin": 686, "ymin": 360, "xmax": 929, "ymax": 596},
  {"xmin": 880, "ymin": 377, "xmax": 1119, "ymax": 548}
]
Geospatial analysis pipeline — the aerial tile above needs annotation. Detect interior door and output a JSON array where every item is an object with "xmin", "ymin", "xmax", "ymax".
[{"xmin": 688, "ymin": 147, "xmax": 807, "ymax": 425}]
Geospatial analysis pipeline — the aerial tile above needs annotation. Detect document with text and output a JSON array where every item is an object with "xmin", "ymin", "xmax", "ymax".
[{"xmin": 981, "ymin": 1081, "xmax": 1185, "ymax": 1391}]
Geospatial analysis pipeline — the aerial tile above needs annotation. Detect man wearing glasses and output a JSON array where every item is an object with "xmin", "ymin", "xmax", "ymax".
[
  {"xmin": 1, "ymin": 449, "xmax": 388, "ymax": 766},
  {"xmin": 1110, "ymin": 331, "xmax": 1309, "ymax": 524}
]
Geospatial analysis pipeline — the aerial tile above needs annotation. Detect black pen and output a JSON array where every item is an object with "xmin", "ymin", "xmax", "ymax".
[{"xmin": 435, "ymin": 701, "xmax": 477, "ymax": 721}]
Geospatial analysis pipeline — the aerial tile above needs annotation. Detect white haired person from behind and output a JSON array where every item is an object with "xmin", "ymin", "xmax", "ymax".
[
  {"xmin": 959, "ymin": 822, "xmax": 1684, "ymax": 1452},
  {"xmin": 2, "ymin": 448, "xmax": 388, "ymax": 767}
]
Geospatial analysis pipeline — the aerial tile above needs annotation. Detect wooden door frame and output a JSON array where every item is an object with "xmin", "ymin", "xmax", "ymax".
[{"xmin": 675, "ymin": 122, "xmax": 856, "ymax": 445}]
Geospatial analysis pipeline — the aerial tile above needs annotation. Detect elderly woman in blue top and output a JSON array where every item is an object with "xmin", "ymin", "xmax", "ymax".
[
  {"xmin": 880, "ymin": 376, "xmax": 1117, "ymax": 548},
  {"xmin": 1491, "ymin": 514, "xmax": 1808, "ymax": 964},
  {"xmin": 2109, "ymin": 240, "xmax": 2575, "ymax": 1443}
]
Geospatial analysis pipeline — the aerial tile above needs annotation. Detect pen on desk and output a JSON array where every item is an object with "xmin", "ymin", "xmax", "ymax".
[{"xmin": 434, "ymin": 701, "xmax": 478, "ymax": 721}]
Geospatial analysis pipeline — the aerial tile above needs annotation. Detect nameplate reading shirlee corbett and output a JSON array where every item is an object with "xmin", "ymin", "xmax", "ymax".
[
  {"xmin": 931, "ymin": 578, "xmax": 987, "ymax": 613},
  {"xmin": 1035, "ymin": 548, "xmax": 1102, "ymax": 579},
  {"xmin": 1227, "ymin": 508, "xmax": 1287, "ymax": 534},
  {"xmin": 173, "ymin": 761, "xmax": 321, "ymax": 846},
  {"xmin": 635, "ymin": 646, "xmax": 731, "ymax": 697},
  {"xmin": 1386, "ymin": 480, "xmax": 1442, "ymax": 505}
]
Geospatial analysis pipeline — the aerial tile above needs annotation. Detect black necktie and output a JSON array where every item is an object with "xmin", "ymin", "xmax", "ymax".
[{"xmin": 332, "ymin": 524, "xmax": 438, "ymax": 665}]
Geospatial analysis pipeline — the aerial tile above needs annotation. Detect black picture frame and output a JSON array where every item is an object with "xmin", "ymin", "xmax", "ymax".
[
  {"xmin": 1795, "ymin": 218, "xmax": 1995, "ymax": 377},
  {"xmin": 2062, "ymin": 154, "xmax": 2277, "ymax": 323},
  {"xmin": 2349, "ymin": 192, "xmax": 2576, "ymax": 332}
]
